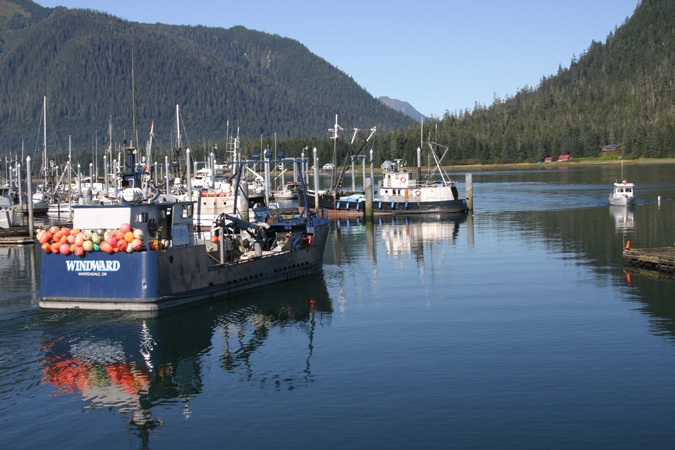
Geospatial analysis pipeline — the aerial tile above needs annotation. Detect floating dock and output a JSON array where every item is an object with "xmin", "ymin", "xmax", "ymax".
[
  {"xmin": 623, "ymin": 247, "xmax": 675, "ymax": 273},
  {"xmin": 0, "ymin": 227, "xmax": 35, "ymax": 246}
]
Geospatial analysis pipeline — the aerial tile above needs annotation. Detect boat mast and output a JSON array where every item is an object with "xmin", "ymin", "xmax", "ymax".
[
  {"xmin": 176, "ymin": 104, "xmax": 181, "ymax": 150},
  {"xmin": 420, "ymin": 117, "xmax": 424, "ymax": 149},
  {"xmin": 131, "ymin": 39, "xmax": 136, "ymax": 149},
  {"xmin": 42, "ymin": 96, "xmax": 47, "ymax": 190},
  {"xmin": 329, "ymin": 114, "xmax": 342, "ymax": 190},
  {"xmin": 176, "ymin": 104, "xmax": 182, "ymax": 182},
  {"xmin": 108, "ymin": 117, "xmax": 113, "ymax": 189},
  {"xmin": 146, "ymin": 120, "xmax": 154, "ymax": 169}
]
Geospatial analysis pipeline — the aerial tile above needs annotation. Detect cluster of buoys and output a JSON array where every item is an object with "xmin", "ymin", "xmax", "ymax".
[
  {"xmin": 200, "ymin": 190, "xmax": 232, "ymax": 197},
  {"xmin": 36, "ymin": 223, "xmax": 147, "ymax": 255}
]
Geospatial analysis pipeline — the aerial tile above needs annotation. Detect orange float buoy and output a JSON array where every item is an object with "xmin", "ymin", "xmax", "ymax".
[
  {"xmin": 625, "ymin": 240, "xmax": 630, "ymax": 250},
  {"xmin": 38, "ymin": 231, "xmax": 51, "ymax": 245},
  {"xmin": 124, "ymin": 231, "xmax": 134, "ymax": 243}
]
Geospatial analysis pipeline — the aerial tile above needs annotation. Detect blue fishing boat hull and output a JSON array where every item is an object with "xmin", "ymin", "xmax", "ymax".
[{"xmin": 39, "ymin": 222, "xmax": 330, "ymax": 311}]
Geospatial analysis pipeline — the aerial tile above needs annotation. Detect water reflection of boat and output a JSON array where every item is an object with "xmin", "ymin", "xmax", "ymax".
[
  {"xmin": 378, "ymin": 214, "xmax": 468, "ymax": 256},
  {"xmin": 39, "ymin": 275, "xmax": 332, "ymax": 447},
  {"xmin": 610, "ymin": 205, "xmax": 635, "ymax": 232}
]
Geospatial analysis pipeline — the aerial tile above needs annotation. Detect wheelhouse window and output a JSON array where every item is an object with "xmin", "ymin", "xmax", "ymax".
[{"xmin": 181, "ymin": 204, "xmax": 194, "ymax": 218}]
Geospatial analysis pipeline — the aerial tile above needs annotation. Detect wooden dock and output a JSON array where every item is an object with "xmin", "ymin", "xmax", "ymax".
[
  {"xmin": 623, "ymin": 247, "xmax": 675, "ymax": 273},
  {"xmin": 0, "ymin": 227, "xmax": 35, "ymax": 246}
]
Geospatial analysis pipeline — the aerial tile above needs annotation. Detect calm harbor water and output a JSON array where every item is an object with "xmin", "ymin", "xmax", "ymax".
[{"xmin": 2, "ymin": 164, "xmax": 675, "ymax": 449}]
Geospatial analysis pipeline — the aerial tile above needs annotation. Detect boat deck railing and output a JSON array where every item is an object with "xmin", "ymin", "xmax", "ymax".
[{"xmin": 379, "ymin": 179, "xmax": 451, "ymax": 189}]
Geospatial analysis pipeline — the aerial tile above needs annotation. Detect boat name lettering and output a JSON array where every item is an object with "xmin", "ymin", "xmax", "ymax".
[{"xmin": 65, "ymin": 260, "xmax": 121, "ymax": 272}]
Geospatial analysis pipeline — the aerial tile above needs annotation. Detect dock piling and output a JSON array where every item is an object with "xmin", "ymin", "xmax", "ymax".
[
  {"xmin": 465, "ymin": 173, "xmax": 473, "ymax": 211},
  {"xmin": 365, "ymin": 178, "xmax": 373, "ymax": 219}
]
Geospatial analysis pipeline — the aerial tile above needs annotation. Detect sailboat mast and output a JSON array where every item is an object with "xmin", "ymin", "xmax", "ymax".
[
  {"xmin": 421, "ymin": 117, "xmax": 424, "ymax": 149},
  {"xmin": 176, "ymin": 105, "xmax": 181, "ymax": 150},
  {"xmin": 176, "ymin": 104, "xmax": 182, "ymax": 181},
  {"xmin": 131, "ymin": 41, "xmax": 136, "ymax": 148},
  {"xmin": 42, "ymin": 96, "xmax": 47, "ymax": 187},
  {"xmin": 329, "ymin": 114, "xmax": 341, "ymax": 190},
  {"xmin": 108, "ymin": 117, "xmax": 113, "ymax": 186}
]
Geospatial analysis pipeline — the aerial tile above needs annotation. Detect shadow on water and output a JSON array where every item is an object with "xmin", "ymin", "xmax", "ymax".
[{"xmin": 35, "ymin": 274, "xmax": 332, "ymax": 448}]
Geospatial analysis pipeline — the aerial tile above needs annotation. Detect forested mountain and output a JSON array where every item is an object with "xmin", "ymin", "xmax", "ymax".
[
  {"xmin": 0, "ymin": 0, "xmax": 413, "ymax": 162},
  {"xmin": 367, "ymin": 0, "xmax": 675, "ymax": 165},
  {"xmin": 1, "ymin": 0, "xmax": 672, "ymax": 172}
]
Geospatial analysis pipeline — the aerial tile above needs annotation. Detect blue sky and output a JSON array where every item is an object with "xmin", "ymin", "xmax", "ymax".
[{"xmin": 38, "ymin": 1, "xmax": 640, "ymax": 118}]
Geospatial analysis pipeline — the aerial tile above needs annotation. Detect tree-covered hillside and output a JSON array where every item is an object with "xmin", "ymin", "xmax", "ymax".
[
  {"xmin": 365, "ymin": 0, "xmax": 674, "ymax": 166},
  {"xmin": 1, "ymin": 0, "xmax": 673, "ymax": 173},
  {"xmin": 0, "ymin": 0, "xmax": 413, "ymax": 162}
]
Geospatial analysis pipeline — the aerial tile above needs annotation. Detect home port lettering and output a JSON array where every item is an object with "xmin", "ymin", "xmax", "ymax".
[{"xmin": 66, "ymin": 260, "xmax": 121, "ymax": 276}]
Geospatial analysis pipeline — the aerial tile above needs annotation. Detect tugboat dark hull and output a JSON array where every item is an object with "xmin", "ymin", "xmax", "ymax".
[{"xmin": 372, "ymin": 198, "xmax": 468, "ymax": 215}]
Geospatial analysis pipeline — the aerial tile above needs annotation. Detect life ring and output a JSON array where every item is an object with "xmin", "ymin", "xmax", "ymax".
[
  {"xmin": 148, "ymin": 218, "xmax": 158, "ymax": 236},
  {"xmin": 414, "ymin": 189, "xmax": 421, "ymax": 196},
  {"xmin": 400, "ymin": 176, "xmax": 407, "ymax": 183}
]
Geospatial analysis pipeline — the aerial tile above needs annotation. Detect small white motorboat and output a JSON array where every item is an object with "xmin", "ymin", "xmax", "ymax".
[{"xmin": 609, "ymin": 180, "xmax": 635, "ymax": 206}]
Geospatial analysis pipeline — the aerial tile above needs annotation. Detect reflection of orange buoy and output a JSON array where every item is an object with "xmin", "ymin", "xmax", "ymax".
[
  {"xmin": 625, "ymin": 240, "xmax": 630, "ymax": 250},
  {"xmin": 626, "ymin": 273, "xmax": 631, "ymax": 284}
]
